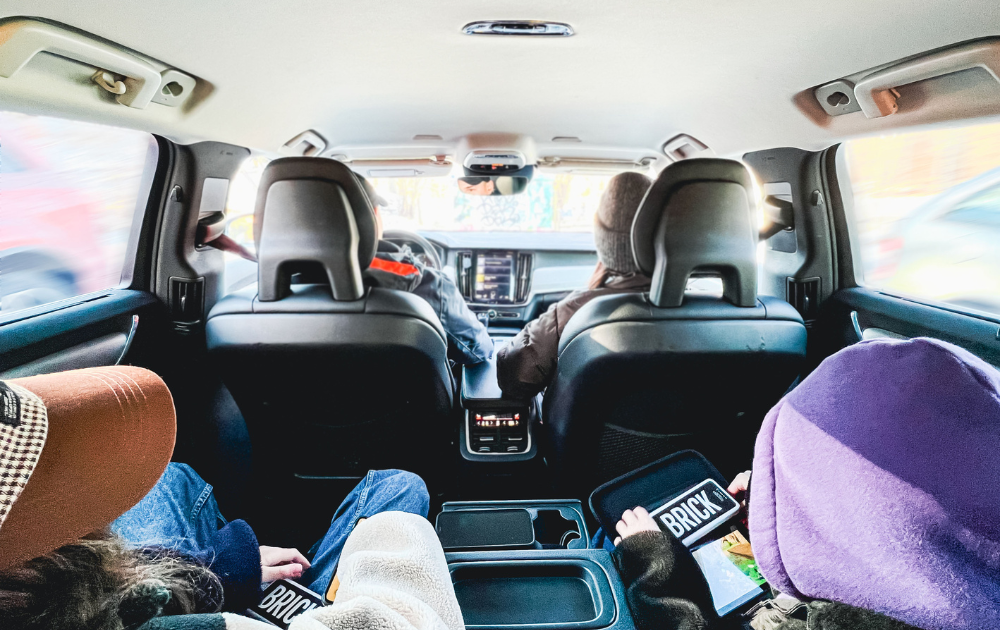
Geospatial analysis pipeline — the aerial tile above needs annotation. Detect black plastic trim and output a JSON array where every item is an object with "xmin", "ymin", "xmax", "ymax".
[
  {"xmin": 0, "ymin": 289, "xmax": 159, "ymax": 367},
  {"xmin": 818, "ymin": 287, "xmax": 1000, "ymax": 368}
]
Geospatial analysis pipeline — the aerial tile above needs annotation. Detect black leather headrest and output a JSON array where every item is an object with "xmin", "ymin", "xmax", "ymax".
[
  {"xmin": 632, "ymin": 158, "xmax": 757, "ymax": 308},
  {"xmin": 254, "ymin": 157, "xmax": 378, "ymax": 302}
]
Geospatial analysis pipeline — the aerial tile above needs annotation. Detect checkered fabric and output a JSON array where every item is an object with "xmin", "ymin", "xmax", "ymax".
[{"xmin": 0, "ymin": 382, "xmax": 48, "ymax": 532}]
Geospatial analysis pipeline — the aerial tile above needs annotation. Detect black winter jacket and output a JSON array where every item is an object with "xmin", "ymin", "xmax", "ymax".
[{"xmin": 612, "ymin": 531, "xmax": 921, "ymax": 630}]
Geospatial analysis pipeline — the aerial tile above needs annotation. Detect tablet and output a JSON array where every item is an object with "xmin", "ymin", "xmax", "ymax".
[
  {"xmin": 647, "ymin": 479, "xmax": 740, "ymax": 546},
  {"xmin": 690, "ymin": 530, "xmax": 767, "ymax": 616}
]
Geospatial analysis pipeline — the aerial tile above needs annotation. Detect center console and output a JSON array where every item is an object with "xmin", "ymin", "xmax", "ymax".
[
  {"xmin": 451, "ymin": 343, "xmax": 635, "ymax": 628},
  {"xmin": 438, "ymin": 501, "xmax": 636, "ymax": 630},
  {"xmin": 460, "ymin": 353, "xmax": 534, "ymax": 460}
]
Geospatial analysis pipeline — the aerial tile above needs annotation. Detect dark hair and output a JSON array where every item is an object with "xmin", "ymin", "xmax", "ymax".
[{"xmin": 0, "ymin": 531, "xmax": 223, "ymax": 630}]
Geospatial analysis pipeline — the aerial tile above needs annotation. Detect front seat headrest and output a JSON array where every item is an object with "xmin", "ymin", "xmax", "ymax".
[
  {"xmin": 254, "ymin": 157, "xmax": 378, "ymax": 302},
  {"xmin": 632, "ymin": 158, "xmax": 758, "ymax": 308}
]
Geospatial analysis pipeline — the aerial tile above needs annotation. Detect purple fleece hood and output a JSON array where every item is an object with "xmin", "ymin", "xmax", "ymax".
[{"xmin": 750, "ymin": 338, "xmax": 1000, "ymax": 630}]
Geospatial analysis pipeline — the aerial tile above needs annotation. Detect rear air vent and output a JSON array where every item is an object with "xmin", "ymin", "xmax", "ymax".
[
  {"xmin": 456, "ymin": 252, "xmax": 474, "ymax": 300},
  {"xmin": 170, "ymin": 277, "xmax": 205, "ymax": 332},
  {"xmin": 516, "ymin": 253, "xmax": 533, "ymax": 302},
  {"xmin": 786, "ymin": 277, "xmax": 820, "ymax": 322}
]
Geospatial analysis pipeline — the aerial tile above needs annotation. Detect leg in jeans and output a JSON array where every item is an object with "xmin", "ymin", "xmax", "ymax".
[
  {"xmin": 111, "ymin": 462, "xmax": 226, "ymax": 556},
  {"xmin": 591, "ymin": 528, "xmax": 616, "ymax": 552},
  {"xmin": 300, "ymin": 469, "xmax": 430, "ymax": 594}
]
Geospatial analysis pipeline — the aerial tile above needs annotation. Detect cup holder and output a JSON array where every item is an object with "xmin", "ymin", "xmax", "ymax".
[
  {"xmin": 533, "ymin": 509, "xmax": 581, "ymax": 548},
  {"xmin": 437, "ymin": 501, "xmax": 590, "ymax": 551}
]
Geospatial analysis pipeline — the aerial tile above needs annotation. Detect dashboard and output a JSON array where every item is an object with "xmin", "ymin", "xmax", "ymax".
[
  {"xmin": 418, "ymin": 231, "xmax": 600, "ymax": 330},
  {"xmin": 475, "ymin": 251, "xmax": 517, "ymax": 304}
]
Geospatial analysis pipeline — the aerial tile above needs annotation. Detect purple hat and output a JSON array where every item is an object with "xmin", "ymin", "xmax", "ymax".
[{"xmin": 750, "ymin": 337, "xmax": 1000, "ymax": 630}]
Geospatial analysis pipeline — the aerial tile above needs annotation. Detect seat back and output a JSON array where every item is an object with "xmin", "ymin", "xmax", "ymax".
[
  {"xmin": 207, "ymin": 158, "xmax": 453, "ymax": 484},
  {"xmin": 543, "ymin": 159, "xmax": 807, "ymax": 492}
]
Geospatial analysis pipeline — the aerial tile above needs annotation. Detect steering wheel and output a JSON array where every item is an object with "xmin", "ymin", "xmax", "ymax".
[{"xmin": 382, "ymin": 229, "xmax": 443, "ymax": 270}]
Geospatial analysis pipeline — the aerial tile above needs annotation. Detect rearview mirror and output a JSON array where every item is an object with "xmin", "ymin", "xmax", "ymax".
[{"xmin": 457, "ymin": 176, "xmax": 530, "ymax": 196}]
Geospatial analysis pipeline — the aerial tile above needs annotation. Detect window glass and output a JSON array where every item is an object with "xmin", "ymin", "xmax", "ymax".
[
  {"xmin": 370, "ymin": 173, "xmax": 614, "ymax": 232},
  {"xmin": 843, "ymin": 122, "xmax": 1000, "ymax": 316},
  {"xmin": 223, "ymin": 155, "xmax": 270, "ymax": 293},
  {"xmin": 0, "ymin": 111, "xmax": 155, "ymax": 316}
]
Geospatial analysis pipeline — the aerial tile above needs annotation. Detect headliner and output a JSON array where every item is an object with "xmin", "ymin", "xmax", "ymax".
[{"xmin": 2, "ymin": 1, "xmax": 1000, "ymax": 157}]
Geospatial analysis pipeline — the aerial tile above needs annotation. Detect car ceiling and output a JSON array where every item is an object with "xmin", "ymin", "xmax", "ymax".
[{"xmin": 2, "ymin": 1, "xmax": 1000, "ymax": 158}]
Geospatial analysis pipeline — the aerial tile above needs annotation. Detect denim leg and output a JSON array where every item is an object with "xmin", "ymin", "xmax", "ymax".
[
  {"xmin": 112, "ymin": 463, "xmax": 226, "ymax": 556},
  {"xmin": 591, "ymin": 528, "xmax": 616, "ymax": 552},
  {"xmin": 300, "ymin": 469, "xmax": 430, "ymax": 594}
]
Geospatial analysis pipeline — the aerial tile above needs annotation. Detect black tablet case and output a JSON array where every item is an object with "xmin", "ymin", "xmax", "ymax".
[{"xmin": 588, "ymin": 450, "xmax": 729, "ymax": 539}]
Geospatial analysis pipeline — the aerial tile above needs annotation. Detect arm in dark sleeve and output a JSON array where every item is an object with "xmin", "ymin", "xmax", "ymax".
[
  {"xmin": 203, "ymin": 519, "xmax": 263, "ymax": 612},
  {"xmin": 496, "ymin": 302, "xmax": 560, "ymax": 399},
  {"xmin": 612, "ymin": 531, "xmax": 721, "ymax": 630}
]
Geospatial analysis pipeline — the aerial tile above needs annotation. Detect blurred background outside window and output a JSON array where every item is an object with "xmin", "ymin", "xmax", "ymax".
[
  {"xmin": 0, "ymin": 111, "xmax": 154, "ymax": 316},
  {"xmin": 844, "ymin": 121, "xmax": 1000, "ymax": 317}
]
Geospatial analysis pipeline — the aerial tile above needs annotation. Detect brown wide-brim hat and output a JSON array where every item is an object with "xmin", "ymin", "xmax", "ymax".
[{"xmin": 0, "ymin": 366, "xmax": 176, "ymax": 570}]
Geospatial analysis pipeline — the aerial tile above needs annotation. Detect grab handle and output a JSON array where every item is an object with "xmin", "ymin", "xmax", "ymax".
[
  {"xmin": 0, "ymin": 19, "xmax": 161, "ymax": 108},
  {"xmin": 854, "ymin": 39, "xmax": 1000, "ymax": 118}
]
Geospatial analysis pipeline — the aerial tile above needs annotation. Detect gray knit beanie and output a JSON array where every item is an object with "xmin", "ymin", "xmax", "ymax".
[{"xmin": 594, "ymin": 171, "xmax": 652, "ymax": 275}]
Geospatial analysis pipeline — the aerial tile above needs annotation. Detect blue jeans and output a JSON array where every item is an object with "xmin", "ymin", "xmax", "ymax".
[
  {"xmin": 112, "ymin": 464, "xmax": 430, "ymax": 595},
  {"xmin": 591, "ymin": 528, "xmax": 616, "ymax": 552}
]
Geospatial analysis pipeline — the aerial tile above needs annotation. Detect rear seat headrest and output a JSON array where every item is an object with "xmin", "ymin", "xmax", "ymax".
[
  {"xmin": 254, "ymin": 157, "xmax": 378, "ymax": 302},
  {"xmin": 631, "ymin": 158, "xmax": 758, "ymax": 308}
]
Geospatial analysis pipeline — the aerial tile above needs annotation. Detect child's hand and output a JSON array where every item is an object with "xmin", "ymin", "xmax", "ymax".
[
  {"xmin": 260, "ymin": 546, "xmax": 311, "ymax": 584},
  {"xmin": 727, "ymin": 471, "xmax": 751, "ymax": 499},
  {"xmin": 614, "ymin": 506, "xmax": 660, "ymax": 546}
]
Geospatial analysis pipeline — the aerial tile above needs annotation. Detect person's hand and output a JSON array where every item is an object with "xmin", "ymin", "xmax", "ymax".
[
  {"xmin": 259, "ymin": 546, "xmax": 311, "ymax": 584},
  {"xmin": 728, "ymin": 470, "xmax": 752, "ymax": 518},
  {"xmin": 727, "ymin": 471, "xmax": 751, "ymax": 500},
  {"xmin": 613, "ymin": 506, "xmax": 660, "ymax": 546}
]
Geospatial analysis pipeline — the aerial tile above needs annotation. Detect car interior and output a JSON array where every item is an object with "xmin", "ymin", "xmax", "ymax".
[{"xmin": 2, "ymin": 3, "xmax": 1000, "ymax": 627}]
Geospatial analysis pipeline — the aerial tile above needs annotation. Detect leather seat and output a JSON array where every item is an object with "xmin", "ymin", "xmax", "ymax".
[
  {"xmin": 542, "ymin": 158, "xmax": 807, "ymax": 492},
  {"xmin": 206, "ymin": 158, "xmax": 453, "ymax": 485}
]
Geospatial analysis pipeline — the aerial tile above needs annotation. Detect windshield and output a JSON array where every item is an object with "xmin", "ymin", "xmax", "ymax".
[{"xmin": 370, "ymin": 173, "xmax": 613, "ymax": 232}]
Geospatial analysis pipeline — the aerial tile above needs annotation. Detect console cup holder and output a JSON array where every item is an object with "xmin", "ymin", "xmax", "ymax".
[
  {"xmin": 437, "ymin": 501, "xmax": 588, "ymax": 551},
  {"xmin": 533, "ymin": 509, "xmax": 581, "ymax": 547}
]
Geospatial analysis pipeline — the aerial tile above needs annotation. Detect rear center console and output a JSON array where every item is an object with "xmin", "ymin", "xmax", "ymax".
[
  {"xmin": 460, "ymin": 354, "xmax": 534, "ymax": 460},
  {"xmin": 451, "ymin": 311, "xmax": 634, "ymax": 627},
  {"xmin": 438, "ymin": 501, "xmax": 636, "ymax": 630}
]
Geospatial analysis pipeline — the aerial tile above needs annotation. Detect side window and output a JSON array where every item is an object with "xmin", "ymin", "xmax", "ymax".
[
  {"xmin": 0, "ymin": 111, "xmax": 156, "ymax": 317},
  {"xmin": 223, "ymin": 155, "xmax": 270, "ymax": 293},
  {"xmin": 842, "ymin": 122, "xmax": 1000, "ymax": 317},
  {"xmin": 942, "ymin": 182, "xmax": 1000, "ymax": 227}
]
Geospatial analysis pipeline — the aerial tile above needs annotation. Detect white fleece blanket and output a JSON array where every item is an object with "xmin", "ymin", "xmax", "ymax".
[{"xmin": 289, "ymin": 512, "xmax": 465, "ymax": 630}]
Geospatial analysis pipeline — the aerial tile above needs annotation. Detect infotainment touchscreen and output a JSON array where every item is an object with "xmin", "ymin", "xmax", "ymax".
[{"xmin": 475, "ymin": 251, "xmax": 516, "ymax": 303}]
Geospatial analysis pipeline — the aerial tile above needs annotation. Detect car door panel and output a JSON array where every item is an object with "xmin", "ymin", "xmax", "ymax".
[
  {"xmin": 815, "ymin": 287, "xmax": 1000, "ymax": 369},
  {"xmin": 0, "ymin": 289, "xmax": 167, "ymax": 377}
]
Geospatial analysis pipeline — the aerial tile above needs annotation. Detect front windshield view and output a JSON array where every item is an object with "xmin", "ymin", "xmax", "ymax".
[{"xmin": 370, "ymin": 173, "xmax": 612, "ymax": 232}]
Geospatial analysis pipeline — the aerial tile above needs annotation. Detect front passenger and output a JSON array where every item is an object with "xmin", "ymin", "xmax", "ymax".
[{"xmin": 497, "ymin": 172, "xmax": 653, "ymax": 399}]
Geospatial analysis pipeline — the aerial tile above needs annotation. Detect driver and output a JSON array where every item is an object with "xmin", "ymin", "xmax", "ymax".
[
  {"xmin": 457, "ymin": 176, "xmax": 498, "ymax": 196},
  {"xmin": 359, "ymin": 175, "xmax": 493, "ymax": 365}
]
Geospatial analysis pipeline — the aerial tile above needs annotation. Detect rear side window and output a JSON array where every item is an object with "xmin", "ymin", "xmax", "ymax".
[
  {"xmin": 842, "ymin": 121, "xmax": 1000, "ymax": 317},
  {"xmin": 0, "ymin": 111, "xmax": 155, "ymax": 317}
]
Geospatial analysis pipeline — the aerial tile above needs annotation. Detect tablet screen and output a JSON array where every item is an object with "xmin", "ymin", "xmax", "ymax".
[{"xmin": 690, "ymin": 531, "xmax": 767, "ymax": 616}]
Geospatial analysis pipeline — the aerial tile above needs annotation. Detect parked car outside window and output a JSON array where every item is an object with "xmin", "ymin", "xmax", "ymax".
[{"xmin": 843, "ymin": 121, "xmax": 1000, "ymax": 317}]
